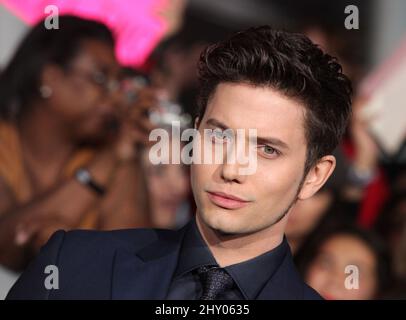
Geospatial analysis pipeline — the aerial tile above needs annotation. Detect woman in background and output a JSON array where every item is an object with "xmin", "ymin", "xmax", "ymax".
[
  {"xmin": 0, "ymin": 16, "xmax": 155, "ymax": 271},
  {"xmin": 296, "ymin": 223, "xmax": 391, "ymax": 299}
]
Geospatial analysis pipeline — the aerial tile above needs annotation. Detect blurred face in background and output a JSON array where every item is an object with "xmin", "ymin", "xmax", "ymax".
[
  {"xmin": 306, "ymin": 233, "xmax": 378, "ymax": 300},
  {"xmin": 143, "ymin": 137, "xmax": 190, "ymax": 229},
  {"xmin": 286, "ymin": 190, "xmax": 333, "ymax": 251},
  {"xmin": 42, "ymin": 39, "xmax": 121, "ymax": 143}
]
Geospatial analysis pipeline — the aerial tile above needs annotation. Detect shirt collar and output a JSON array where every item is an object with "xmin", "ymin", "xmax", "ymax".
[
  {"xmin": 174, "ymin": 217, "xmax": 217, "ymax": 277},
  {"xmin": 174, "ymin": 216, "xmax": 289, "ymax": 299},
  {"xmin": 225, "ymin": 237, "xmax": 288, "ymax": 299}
]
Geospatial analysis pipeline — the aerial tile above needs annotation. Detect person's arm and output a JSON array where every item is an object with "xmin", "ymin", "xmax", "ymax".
[
  {"xmin": 97, "ymin": 157, "xmax": 151, "ymax": 230},
  {"xmin": 0, "ymin": 147, "xmax": 120, "ymax": 271},
  {"xmin": 0, "ymin": 87, "xmax": 159, "ymax": 270},
  {"xmin": 342, "ymin": 95, "xmax": 379, "ymax": 202},
  {"xmin": 96, "ymin": 87, "xmax": 159, "ymax": 230}
]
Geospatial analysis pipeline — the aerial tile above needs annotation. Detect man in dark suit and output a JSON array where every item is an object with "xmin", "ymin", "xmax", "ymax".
[{"xmin": 7, "ymin": 26, "xmax": 352, "ymax": 300}]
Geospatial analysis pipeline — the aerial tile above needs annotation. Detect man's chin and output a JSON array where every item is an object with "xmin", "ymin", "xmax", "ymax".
[
  {"xmin": 200, "ymin": 213, "xmax": 252, "ymax": 237},
  {"xmin": 214, "ymin": 228, "xmax": 242, "ymax": 237}
]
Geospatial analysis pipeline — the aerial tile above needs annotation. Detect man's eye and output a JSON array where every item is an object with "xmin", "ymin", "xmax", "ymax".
[
  {"xmin": 211, "ymin": 130, "xmax": 231, "ymax": 143},
  {"xmin": 264, "ymin": 146, "xmax": 275, "ymax": 154},
  {"xmin": 259, "ymin": 145, "xmax": 280, "ymax": 158}
]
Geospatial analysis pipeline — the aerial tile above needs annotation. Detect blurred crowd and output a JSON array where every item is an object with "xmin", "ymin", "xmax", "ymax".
[{"xmin": 0, "ymin": 0, "xmax": 405, "ymax": 300}]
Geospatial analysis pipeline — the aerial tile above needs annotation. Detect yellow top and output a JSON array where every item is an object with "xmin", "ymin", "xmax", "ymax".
[{"xmin": 0, "ymin": 121, "xmax": 98, "ymax": 229}]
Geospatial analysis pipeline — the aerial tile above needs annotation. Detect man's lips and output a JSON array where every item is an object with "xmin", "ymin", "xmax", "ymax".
[{"xmin": 206, "ymin": 191, "xmax": 252, "ymax": 209}]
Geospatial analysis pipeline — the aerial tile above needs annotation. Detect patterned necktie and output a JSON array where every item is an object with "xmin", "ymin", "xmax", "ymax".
[{"xmin": 196, "ymin": 265, "xmax": 235, "ymax": 300}]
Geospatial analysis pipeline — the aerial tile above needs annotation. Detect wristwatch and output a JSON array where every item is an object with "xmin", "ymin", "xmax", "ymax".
[{"xmin": 74, "ymin": 168, "xmax": 106, "ymax": 196}]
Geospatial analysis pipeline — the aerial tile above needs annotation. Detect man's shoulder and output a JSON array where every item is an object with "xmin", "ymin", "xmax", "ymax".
[
  {"xmin": 48, "ymin": 226, "xmax": 185, "ymax": 263},
  {"xmin": 60, "ymin": 227, "xmax": 176, "ymax": 251},
  {"xmin": 6, "ymin": 227, "xmax": 183, "ymax": 299},
  {"xmin": 267, "ymin": 243, "xmax": 324, "ymax": 300},
  {"xmin": 303, "ymin": 283, "xmax": 323, "ymax": 300}
]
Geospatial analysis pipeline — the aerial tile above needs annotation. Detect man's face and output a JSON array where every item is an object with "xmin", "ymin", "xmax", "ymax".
[{"xmin": 191, "ymin": 82, "xmax": 308, "ymax": 235}]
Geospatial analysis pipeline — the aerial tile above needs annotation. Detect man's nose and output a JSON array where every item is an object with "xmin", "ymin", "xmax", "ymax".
[
  {"xmin": 219, "ymin": 149, "xmax": 247, "ymax": 184},
  {"xmin": 220, "ymin": 162, "xmax": 245, "ymax": 183},
  {"xmin": 221, "ymin": 135, "xmax": 248, "ymax": 183}
]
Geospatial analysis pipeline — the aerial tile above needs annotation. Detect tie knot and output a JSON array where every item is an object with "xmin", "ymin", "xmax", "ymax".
[{"xmin": 196, "ymin": 265, "xmax": 235, "ymax": 300}]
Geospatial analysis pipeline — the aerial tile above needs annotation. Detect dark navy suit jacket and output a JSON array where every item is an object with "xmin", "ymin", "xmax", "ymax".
[{"xmin": 6, "ymin": 223, "xmax": 322, "ymax": 300}]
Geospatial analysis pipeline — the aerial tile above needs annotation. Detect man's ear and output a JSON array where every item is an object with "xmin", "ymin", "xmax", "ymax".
[{"xmin": 298, "ymin": 155, "xmax": 336, "ymax": 200}]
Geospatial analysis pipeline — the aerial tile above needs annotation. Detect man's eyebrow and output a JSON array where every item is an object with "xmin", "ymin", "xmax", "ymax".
[
  {"xmin": 254, "ymin": 136, "xmax": 290, "ymax": 150},
  {"xmin": 206, "ymin": 118, "xmax": 290, "ymax": 151},
  {"xmin": 205, "ymin": 118, "xmax": 229, "ymax": 130}
]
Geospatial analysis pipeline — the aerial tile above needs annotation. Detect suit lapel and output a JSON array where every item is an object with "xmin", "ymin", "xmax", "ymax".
[
  {"xmin": 111, "ymin": 227, "xmax": 187, "ymax": 299},
  {"xmin": 110, "ymin": 223, "xmax": 306, "ymax": 300}
]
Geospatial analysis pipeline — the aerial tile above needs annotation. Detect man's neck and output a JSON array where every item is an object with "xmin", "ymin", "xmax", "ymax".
[{"xmin": 195, "ymin": 214, "xmax": 286, "ymax": 268}]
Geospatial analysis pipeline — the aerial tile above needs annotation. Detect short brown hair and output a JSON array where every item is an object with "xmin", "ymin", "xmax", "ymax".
[{"xmin": 197, "ymin": 26, "xmax": 352, "ymax": 173}]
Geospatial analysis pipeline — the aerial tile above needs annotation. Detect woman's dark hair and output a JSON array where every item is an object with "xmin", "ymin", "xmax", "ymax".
[
  {"xmin": 0, "ymin": 15, "xmax": 115, "ymax": 120},
  {"xmin": 197, "ymin": 25, "xmax": 352, "ymax": 173},
  {"xmin": 295, "ymin": 220, "xmax": 392, "ymax": 297}
]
